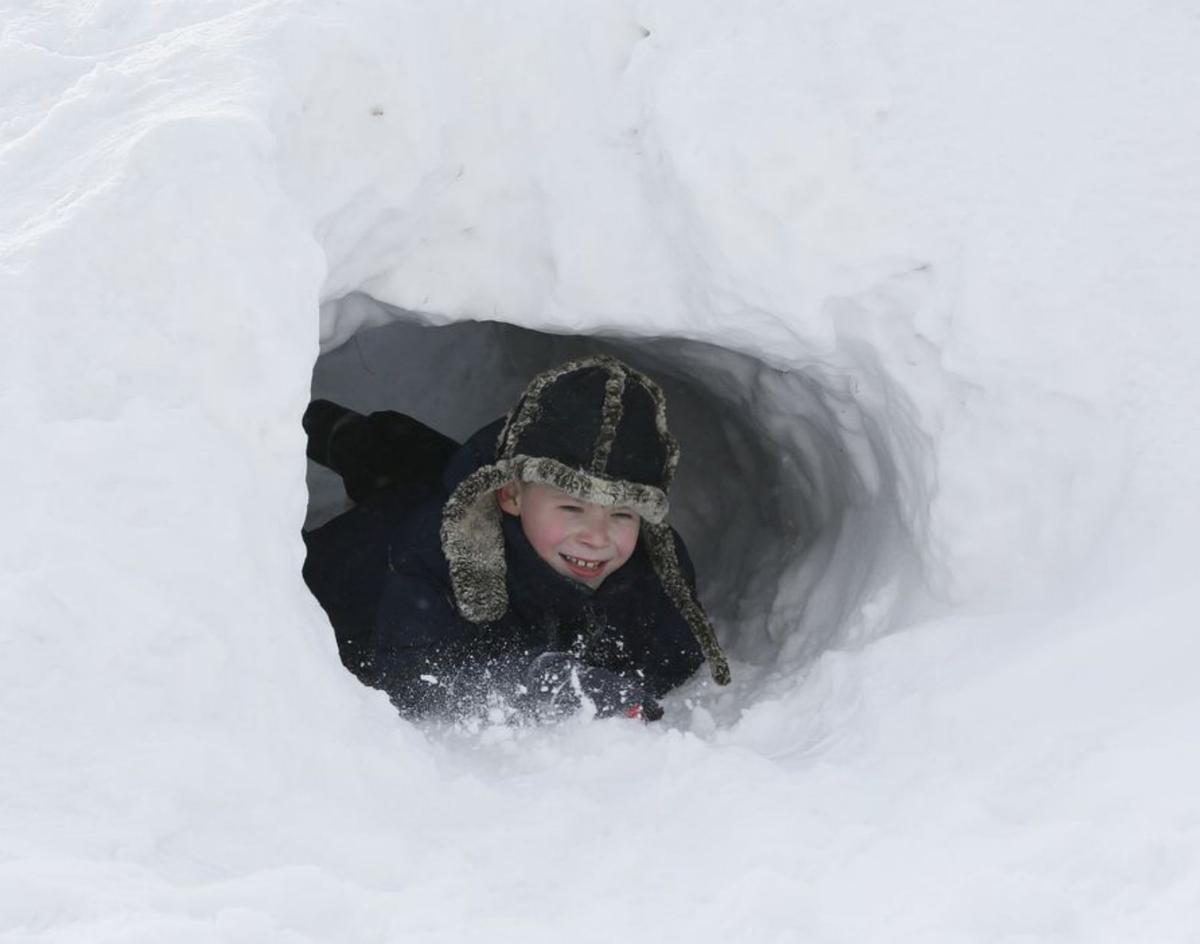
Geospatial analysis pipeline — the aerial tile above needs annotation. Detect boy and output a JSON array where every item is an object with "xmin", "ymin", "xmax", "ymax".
[{"xmin": 302, "ymin": 355, "xmax": 730, "ymax": 722}]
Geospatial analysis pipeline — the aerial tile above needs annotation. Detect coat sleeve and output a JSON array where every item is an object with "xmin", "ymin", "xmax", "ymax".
[
  {"xmin": 361, "ymin": 502, "xmax": 546, "ymax": 719},
  {"xmin": 362, "ymin": 504, "xmax": 496, "ymax": 716},
  {"xmin": 368, "ymin": 566, "xmax": 666, "ymax": 721},
  {"xmin": 366, "ymin": 570, "xmax": 484, "ymax": 716},
  {"xmin": 369, "ymin": 569, "xmax": 657, "ymax": 720}
]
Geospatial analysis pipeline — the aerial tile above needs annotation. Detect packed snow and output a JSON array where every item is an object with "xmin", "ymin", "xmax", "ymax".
[{"xmin": 3, "ymin": 1, "xmax": 1199, "ymax": 941}]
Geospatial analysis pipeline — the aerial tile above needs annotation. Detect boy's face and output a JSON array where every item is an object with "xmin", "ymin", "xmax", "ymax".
[{"xmin": 496, "ymin": 482, "xmax": 640, "ymax": 588}]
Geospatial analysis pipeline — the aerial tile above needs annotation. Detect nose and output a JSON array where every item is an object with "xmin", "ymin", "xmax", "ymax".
[{"xmin": 576, "ymin": 509, "xmax": 609, "ymax": 547}]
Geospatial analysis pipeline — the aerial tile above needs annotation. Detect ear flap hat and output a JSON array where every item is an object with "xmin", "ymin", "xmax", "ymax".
[{"xmin": 440, "ymin": 355, "xmax": 731, "ymax": 685}]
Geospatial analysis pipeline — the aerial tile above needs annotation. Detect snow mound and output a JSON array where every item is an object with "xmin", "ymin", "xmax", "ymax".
[{"xmin": 4, "ymin": 0, "xmax": 1200, "ymax": 940}]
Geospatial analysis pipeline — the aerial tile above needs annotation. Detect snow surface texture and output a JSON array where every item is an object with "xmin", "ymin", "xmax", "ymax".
[{"xmin": 3, "ymin": 1, "xmax": 1200, "ymax": 941}]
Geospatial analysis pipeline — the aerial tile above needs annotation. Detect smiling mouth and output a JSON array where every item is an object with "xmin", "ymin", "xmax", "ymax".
[{"xmin": 560, "ymin": 553, "xmax": 608, "ymax": 578}]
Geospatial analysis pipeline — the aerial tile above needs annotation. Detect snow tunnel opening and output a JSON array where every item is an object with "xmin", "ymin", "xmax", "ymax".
[{"xmin": 302, "ymin": 292, "xmax": 930, "ymax": 709}]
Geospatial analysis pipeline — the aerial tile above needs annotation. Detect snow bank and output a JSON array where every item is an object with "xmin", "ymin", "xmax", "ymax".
[{"xmin": 4, "ymin": 0, "xmax": 1200, "ymax": 940}]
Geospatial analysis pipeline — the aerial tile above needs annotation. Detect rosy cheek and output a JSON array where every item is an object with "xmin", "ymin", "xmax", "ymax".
[{"xmin": 615, "ymin": 523, "xmax": 639, "ymax": 559}]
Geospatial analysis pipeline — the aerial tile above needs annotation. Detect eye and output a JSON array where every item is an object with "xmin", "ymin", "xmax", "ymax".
[
  {"xmin": 557, "ymin": 504, "xmax": 583, "ymax": 513},
  {"xmin": 611, "ymin": 510, "xmax": 636, "ymax": 521}
]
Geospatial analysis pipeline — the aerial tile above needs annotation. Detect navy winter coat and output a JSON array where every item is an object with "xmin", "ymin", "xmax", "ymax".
[{"xmin": 303, "ymin": 419, "xmax": 705, "ymax": 719}]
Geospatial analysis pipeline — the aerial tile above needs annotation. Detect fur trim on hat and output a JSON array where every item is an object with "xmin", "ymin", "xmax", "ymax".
[
  {"xmin": 439, "ymin": 464, "xmax": 514, "ymax": 623},
  {"xmin": 643, "ymin": 523, "xmax": 732, "ymax": 685},
  {"xmin": 514, "ymin": 456, "xmax": 669, "ymax": 525},
  {"xmin": 635, "ymin": 370, "xmax": 680, "ymax": 491},
  {"xmin": 590, "ymin": 368, "xmax": 627, "ymax": 474}
]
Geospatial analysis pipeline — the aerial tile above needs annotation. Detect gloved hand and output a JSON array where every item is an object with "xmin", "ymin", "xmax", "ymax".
[
  {"xmin": 303, "ymin": 400, "xmax": 458, "ymax": 503},
  {"xmin": 522, "ymin": 652, "xmax": 662, "ymax": 722}
]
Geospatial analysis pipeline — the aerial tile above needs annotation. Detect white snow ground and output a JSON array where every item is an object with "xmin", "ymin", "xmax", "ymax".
[{"xmin": 3, "ymin": 1, "xmax": 1200, "ymax": 941}]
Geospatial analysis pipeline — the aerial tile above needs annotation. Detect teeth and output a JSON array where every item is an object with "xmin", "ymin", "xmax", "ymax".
[{"xmin": 563, "ymin": 554, "xmax": 604, "ymax": 570}]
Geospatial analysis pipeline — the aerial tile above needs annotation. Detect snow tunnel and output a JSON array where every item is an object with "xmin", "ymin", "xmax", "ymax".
[{"xmin": 303, "ymin": 291, "xmax": 935, "ymax": 710}]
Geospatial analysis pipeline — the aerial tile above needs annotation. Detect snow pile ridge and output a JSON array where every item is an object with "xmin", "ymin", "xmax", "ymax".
[{"xmin": 4, "ymin": 0, "xmax": 1200, "ymax": 940}]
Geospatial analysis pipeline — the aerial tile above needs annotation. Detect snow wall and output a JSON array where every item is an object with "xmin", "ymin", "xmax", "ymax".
[{"xmin": 5, "ymin": 1, "xmax": 1200, "ymax": 940}]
